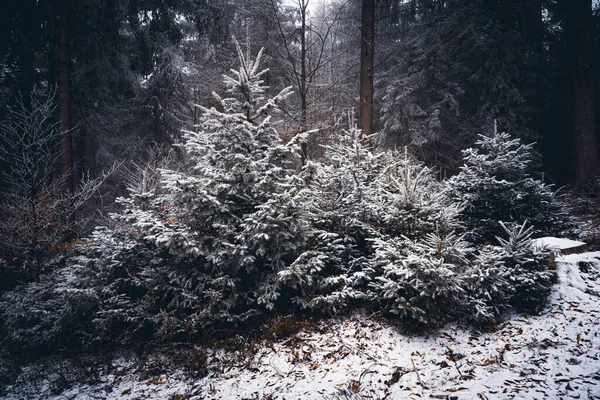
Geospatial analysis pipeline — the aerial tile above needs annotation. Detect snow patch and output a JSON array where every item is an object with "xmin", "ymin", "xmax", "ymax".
[
  {"xmin": 5, "ymin": 252, "xmax": 600, "ymax": 399},
  {"xmin": 533, "ymin": 237, "xmax": 587, "ymax": 251}
]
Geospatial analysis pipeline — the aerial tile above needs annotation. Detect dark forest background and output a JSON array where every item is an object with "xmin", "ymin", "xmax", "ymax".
[
  {"xmin": 0, "ymin": 0, "xmax": 599, "ymax": 254},
  {"xmin": 0, "ymin": 1, "xmax": 599, "ymax": 375}
]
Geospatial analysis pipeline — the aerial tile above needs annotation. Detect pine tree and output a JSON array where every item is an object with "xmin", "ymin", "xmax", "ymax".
[
  {"xmin": 465, "ymin": 221, "xmax": 555, "ymax": 324},
  {"xmin": 277, "ymin": 122, "xmax": 382, "ymax": 313},
  {"xmin": 464, "ymin": 244, "xmax": 514, "ymax": 325},
  {"xmin": 369, "ymin": 230, "xmax": 472, "ymax": 327},
  {"xmin": 495, "ymin": 221, "xmax": 555, "ymax": 310},
  {"xmin": 280, "ymin": 120, "xmax": 463, "ymax": 315},
  {"xmin": 147, "ymin": 38, "xmax": 306, "ymax": 320},
  {"xmin": 446, "ymin": 128, "xmax": 569, "ymax": 244},
  {"xmin": 378, "ymin": 149, "xmax": 463, "ymax": 240},
  {"xmin": 74, "ymin": 38, "xmax": 308, "ymax": 339}
]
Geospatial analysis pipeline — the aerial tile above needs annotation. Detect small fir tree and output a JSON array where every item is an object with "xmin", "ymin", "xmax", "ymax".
[
  {"xmin": 368, "ymin": 230, "xmax": 472, "ymax": 327},
  {"xmin": 446, "ymin": 127, "xmax": 569, "ymax": 244},
  {"xmin": 495, "ymin": 221, "xmax": 555, "ymax": 310},
  {"xmin": 464, "ymin": 244, "xmax": 514, "ymax": 325},
  {"xmin": 278, "ymin": 122, "xmax": 382, "ymax": 313},
  {"xmin": 465, "ymin": 221, "xmax": 554, "ymax": 324},
  {"xmin": 280, "ymin": 120, "xmax": 464, "ymax": 315},
  {"xmin": 72, "ymin": 38, "xmax": 307, "ymax": 339},
  {"xmin": 378, "ymin": 149, "xmax": 463, "ymax": 239},
  {"xmin": 148, "ymin": 38, "xmax": 305, "ymax": 321}
]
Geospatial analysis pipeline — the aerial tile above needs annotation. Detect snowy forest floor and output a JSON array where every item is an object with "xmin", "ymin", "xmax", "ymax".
[
  {"xmin": 3, "ymin": 195, "xmax": 600, "ymax": 400},
  {"xmin": 2, "ymin": 249, "xmax": 600, "ymax": 399}
]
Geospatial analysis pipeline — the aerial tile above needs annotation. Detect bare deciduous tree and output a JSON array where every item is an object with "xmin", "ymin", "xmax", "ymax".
[
  {"xmin": 269, "ymin": 0, "xmax": 349, "ymax": 163},
  {"xmin": 0, "ymin": 91, "xmax": 115, "ymax": 281}
]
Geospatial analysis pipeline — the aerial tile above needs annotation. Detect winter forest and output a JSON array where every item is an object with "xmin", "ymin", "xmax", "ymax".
[{"xmin": 1, "ymin": 0, "xmax": 600, "ymax": 398}]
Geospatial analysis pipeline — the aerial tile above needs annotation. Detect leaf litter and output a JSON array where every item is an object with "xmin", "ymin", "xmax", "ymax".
[{"xmin": 4, "ymin": 250, "xmax": 600, "ymax": 399}]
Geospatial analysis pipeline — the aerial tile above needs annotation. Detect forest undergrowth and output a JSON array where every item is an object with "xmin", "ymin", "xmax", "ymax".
[{"xmin": 0, "ymin": 42, "xmax": 587, "ymax": 398}]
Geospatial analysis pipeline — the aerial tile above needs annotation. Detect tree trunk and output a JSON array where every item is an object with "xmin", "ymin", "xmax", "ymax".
[
  {"xmin": 526, "ymin": 0, "xmax": 545, "ymax": 137},
  {"xmin": 58, "ymin": 0, "xmax": 73, "ymax": 194},
  {"xmin": 300, "ymin": 0, "xmax": 308, "ymax": 164},
  {"xmin": 567, "ymin": 0, "xmax": 600, "ymax": 192},
  {"xmin": 58, "ymin": 0, "xmax": 75, "ymax": 238},
  {"xmin": 360, "ymin": 0, "xmax": 374, "ymax": 145}
]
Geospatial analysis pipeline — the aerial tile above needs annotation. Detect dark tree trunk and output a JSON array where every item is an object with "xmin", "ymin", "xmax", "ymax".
[
  {"xmin": 58, "ymin": 0, "xmax": 73, "ymax": 194},
  {"xmin": 300, "ymin": 0, "xmax": 308, "ymax": 165},
  {"xmin": 526, "ymin": 0, "xmax": 545, "ymax": 135},
  {"xmin": 58, "ymin": 0, "xmax": 75, "ymax": 238},
  {"xmin": 567, "ymin": 0, "xmax": 600, "ymax": 192},
  {"xmin": 360, "ymin": 0, "xmax": 374, "ymax": 145}
]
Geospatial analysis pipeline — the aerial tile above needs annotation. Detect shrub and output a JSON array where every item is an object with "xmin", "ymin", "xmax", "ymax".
[
  {"xmin": 446, "ymin": 129, "xmax": 570, "ymax": 244},
  {"xmin": 368, "ymin": 231, "xmax": 472, "ymax": 326},
  {"xmin": 465, "ymin": 221, "xmax": 555, "ymax": 324}
]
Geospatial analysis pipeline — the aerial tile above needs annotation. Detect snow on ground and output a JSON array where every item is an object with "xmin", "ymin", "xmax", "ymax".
[
  {"xmin": 5, "ymin": 251, "xmax": 600, "ymax": 400},
  {"xmin": 533, "ymin": 237, "xmax": 587, "ymax": 251}
]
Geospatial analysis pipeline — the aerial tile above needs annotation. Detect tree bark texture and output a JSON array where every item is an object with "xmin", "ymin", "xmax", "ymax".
[
  {"xmin": 360, "ymin": 0, "xmax": 374, "ymax": 144},
  {"xmin": 58, "ymin": 0, "xmax": 76, "ymax": 240},
  {"xmin": 300, "ymin": 0, "xmax": 308, "ymax": 164},
  {"xmin": 58, "ymin": 0, "xmax": 73, "ymax": 195},
  {"xmin": 568, "ymin": 0, "xmax": 600, "ymax": 192}
]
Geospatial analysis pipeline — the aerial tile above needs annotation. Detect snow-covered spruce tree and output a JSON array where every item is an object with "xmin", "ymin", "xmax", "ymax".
[
  {"xmin": 464, "ymin": 221, "xmax": 555, "ymax": 324},
  {"xmin": 463, "ymin": 243, "xmax": 514, "ymax": 325},
  {"xmin": 495, "ymin": 221, "xmax": 555, "ymax": 310},
  {"xmin": 368, "ymin": 229, "xmax": 472, "ymax": 327},
  {"xmin": 277, "ymin": 117, "xmax": 463, "ymax": 315},
  {"xmin": 0, "ymin": 260, "xmax": 98, "ymax": 357},
  {"xmin": 446, "ymin": 128, "xmax": 569, "ymax": 244},
  {"xmin": 84, "ymin": 38, "xmax": 307, "ymax": 338},
  {"xmin": 157, "ymin": 39, "xmax": 305, "ymax": 320},
  {"xmin": 83, "ymin": 211, "xmax": 200, "ymax": 343},
  {"xmin": 277, "ymin": 123, "xmax": 385, "ymax": 313},
  {"xmin": 378, "ymin": 149, "xmax": 463, "ymax": 239},
  {"xmin": 2, "ymin": 147, "xmax": 214, "ymax": 348},
  {"xmin": 362, "ymin": 150, "xmax": 470, "ymax": 327}
]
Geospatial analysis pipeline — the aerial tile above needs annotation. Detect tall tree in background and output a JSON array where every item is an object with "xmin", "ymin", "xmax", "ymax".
[
  {"xmin": 58, "ymin": 0, "xmax": 73, "ymax": 196},
  {"xmin": 378, "ymin": 0, "xmax": 467, "ymax": 170},
  {"xmin": 376, "ymin": 0, "xmax": 557, "ymax": 175},
  {"xmin": 0, "ymin": 0, "xmax": 234, "ymax": 238},
  {"xmin": 270, "ymin": 0, "xmax": 311, "ymax": 163},
  {"xmin": 1, "ymin": 0, "xmax": 599, "ymax": 192},
  {"xmin": 57, "ymin": 0, "xmax": 75, "ymax": 238},
  {"xmin": 359, "ymin": 0, "xmax": 374, "ymax": 142},
  {"xmin": 70, "ymin": 0, "xmax": 230, "ymax": 178},
  {"xmin": 270, "ymin": 0, "xmax": 349, "ymax": 163},
  {"xmin": 566, "ymin": 0, "xmax": 600, "ymax": 192}
]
